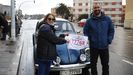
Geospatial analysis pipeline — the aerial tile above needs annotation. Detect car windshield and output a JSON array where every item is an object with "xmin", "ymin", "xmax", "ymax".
[{"xmin": 54, "ymin": 21, "xmax": 75, "ymax": 33}]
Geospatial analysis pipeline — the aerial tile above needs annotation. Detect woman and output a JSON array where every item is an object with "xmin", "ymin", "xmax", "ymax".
[{"xmin": 37, "ymin": 13, "xmax": 67, "ymax": 75}]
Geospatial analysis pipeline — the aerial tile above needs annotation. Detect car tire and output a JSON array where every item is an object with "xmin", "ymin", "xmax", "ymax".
[
  {"xmin": 35, "ymin": 69, "xmax": 59, "ymax": 75},
  {"xmin": 81, "ymin": 67, "xmax": 90, "ymax": 75},
  {"xmin": 34, "ymin": 67, "xmax": 38, "ymax": 75},
  {"xmin": 49, "ymin": 71, "xmax": 59, "ymax": 75},
  {"xmin": 32, "ymin": 34, "xmax": 35, "ymax": 46}
]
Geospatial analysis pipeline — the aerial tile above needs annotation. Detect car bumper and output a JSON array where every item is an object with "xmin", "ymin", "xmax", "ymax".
[{"xmin": 51, "ymin": 62, "xmax": 90, "ymax": 71}]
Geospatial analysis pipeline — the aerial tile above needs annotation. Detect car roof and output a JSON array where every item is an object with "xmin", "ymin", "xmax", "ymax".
[
  {"xmin": 55, "ymin": 18, "xmax": 68, "ymax": 22},
  {"xmin": 38, "ymin": 17, "xmax": 68, "ymax": 22}
]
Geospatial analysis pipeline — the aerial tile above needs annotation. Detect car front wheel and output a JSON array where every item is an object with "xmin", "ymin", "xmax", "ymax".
[{"xmin": 81, "ymin": 67, "xmax": 90, "ymax": 75}]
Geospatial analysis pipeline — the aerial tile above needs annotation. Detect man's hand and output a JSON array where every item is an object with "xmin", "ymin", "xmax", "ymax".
[{"xmin": 59, "ymin": 33, "xmax": 69, "ymax": 38}]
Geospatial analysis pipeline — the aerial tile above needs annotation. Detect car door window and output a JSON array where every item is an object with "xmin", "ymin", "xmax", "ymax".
[
  {"xmin": 66, "ymin": 22, "xmax": 74, "ymax": 32},
  {"xmin": 55, "ymin": 21, "xmax": 75, "ymax": 33},
  {"xmin": 62, "ymin": 22, "xmax": 74, "ymax": 32},
  {"xmin": 62, "ymin": 22, "xmax": 67, "ymax": 31}
]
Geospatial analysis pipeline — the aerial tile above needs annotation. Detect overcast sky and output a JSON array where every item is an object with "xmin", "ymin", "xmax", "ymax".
[
  {"xmin": 0, "ymin": 0, "xmax": 126, "ymax": 15},
  {"xmin": 0, "ymin": 0, "xmax": 73, "ymax": 15}
]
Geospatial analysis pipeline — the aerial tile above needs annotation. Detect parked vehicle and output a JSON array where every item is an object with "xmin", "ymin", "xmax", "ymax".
[
  {"xmin": 32, "ymin": 18, "xmax": 90, "ymax": 75},
  {"xmin": 78, "ymin": 19, "xmax": 87, "ymax": 27}
]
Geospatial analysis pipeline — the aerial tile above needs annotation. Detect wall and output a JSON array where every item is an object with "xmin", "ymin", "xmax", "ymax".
[{"xmin": 124, "ymin": 0, "xmax": 133, "ymax": 29}]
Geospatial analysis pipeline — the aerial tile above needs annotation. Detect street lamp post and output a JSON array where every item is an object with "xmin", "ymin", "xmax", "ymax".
[
  {"xmin": 10, "ymin": 0, "xmax": 16, "ymax": 42},
  {"xmin": 17, "ymin": 0, "xmax": 35, "ymax": 19},
  {"xmin": 18, "ymin": 0, "xmax": 35, "ymax": 10}
]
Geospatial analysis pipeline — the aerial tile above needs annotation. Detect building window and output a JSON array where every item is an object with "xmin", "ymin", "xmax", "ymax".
[
  {"xmin": 119, "ymin": 20, "xmax": 122, "ymax": 23},
  {"xmin": 119, "ymin": 8, "xmax": 122, "ymax": 11},
  {"xmin": 85, "ymin": 9, "xmax": 88, "ymax": 12},
  {"xmin": 119, "ymin": 2, "xmax": 122, "ymax": 5},
  {"xmin": 112, "ymin": 14, "xmax": 116, "ymax": 17},
  {"xmin": 112, "ymin": 8, "xmax": 116, "ymax": 11},
  {"xmin": 73, "ymin": 3, "xmax": 75, "ymax": 6},
  {"xmin": 104, "ymin": 2, "xmax": 108, "ymax": 5},
  {"xmin": 112, "ymin": 2, "xmax": 116, "ymax": 5},
  {"xmin": 104, "ymin": 8, "xmax": 109, "ymax": 11},
  {"xmin": 73, "ymin": 9, "xmax": 75, "ymax": 12},
  {"xmin": 79, "ymin": 3, "xmax": 82, "ymax": 6},
  {"xmin": 119, "ymin": 14, "xmax": 122, "ymax": 17},
  {"xmin": 86, "ymin": 3, "xmax": 88, "ymax": 6},
  {"xmin": 78, "ymin": 9, "xmax": 82, "ymax": 12}
]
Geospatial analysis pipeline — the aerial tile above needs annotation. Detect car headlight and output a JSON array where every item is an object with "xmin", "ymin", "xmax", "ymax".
[
  {"xmin": 53, "ymin": 56, "xmax": 61, "ymax": 66},
  {"xmin": 85, "ymin": 48, "xmax": 90, "ymax": 52},
  {"xmin": 80, "ymin": 54, "xmax": 86, "ymax": 62},
  {"xmin": 85, "ymin": 48, "xmax": 90, "ymax": 61}
]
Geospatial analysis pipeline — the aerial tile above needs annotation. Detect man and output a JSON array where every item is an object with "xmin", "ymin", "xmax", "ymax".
[
  {"xmin": 0, "ymin": 13, "xmax": 8, "ymax": 40},
  {"xmin": 83, "ymin": 4, "xmax": 115, "ymax": 75}
]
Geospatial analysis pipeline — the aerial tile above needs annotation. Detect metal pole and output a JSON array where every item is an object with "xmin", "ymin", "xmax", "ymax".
[
  {"xmin": 90, "ymin": 0, "xmax": 93, "ymax": 13},
  {"xmin": 11, "ymin": 0, "xmax": 16, "ymax": 42}
]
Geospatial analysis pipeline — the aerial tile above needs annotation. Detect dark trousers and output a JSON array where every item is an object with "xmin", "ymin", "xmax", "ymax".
[
  {"xmin": 38, "ymin": 60, "xmax": 52, "ymax": 75},
  {"xmin": 90, "ymin": 48, "xmax": 109, "ymax": 75},
  {"xmin": 1, "ymin": 33, "xmax": 6, "ymax": 40}
]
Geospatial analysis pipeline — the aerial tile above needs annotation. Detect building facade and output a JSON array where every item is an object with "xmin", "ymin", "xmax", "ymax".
[
  {"xmin": 73, "ymin": 0, "xmax": 123, "ymax": 26},
  {"xmin": 94, "ymin": 0, "xmax": 123, "ymax": 26},
  {"xmin": 124, "ymin": 0, "xmax": 133, "ymax": 29},
  {"xmin": 73, "ymin": 0, "xmax": 92, "ymax": 20},
  {"xmin": 0, "ymin": 4, "xmax": 11, "ymax": 16}
]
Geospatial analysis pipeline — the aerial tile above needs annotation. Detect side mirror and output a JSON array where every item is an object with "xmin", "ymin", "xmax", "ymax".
[
  {"xmin": 54, "ymin": 24, "xmax": 60, "ymax": 31},
  {"xmin": 54, "ymin": 25, "xmax": 59, "ymax": 29}
]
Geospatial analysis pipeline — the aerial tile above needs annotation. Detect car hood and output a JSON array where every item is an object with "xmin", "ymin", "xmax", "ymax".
[
  {"xmin": 55, "ymin": 33, "xmax": 89, "ymax": 65},
  {"xmin": 56, "ymin": 43, "xmax": 80, "ymax": 65}
]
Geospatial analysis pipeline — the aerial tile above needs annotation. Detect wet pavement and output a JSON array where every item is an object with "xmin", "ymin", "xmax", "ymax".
[
  {"xmin": 0, "ymin": 34, "xmax": 23, "ymax": 75},
  {"xmin": 110, "ymin": 27, "xmax": 133, "ymax": 61},
  {"xmin": 18, "ymin": 20, "xmax": 37, "ymax": 75}
]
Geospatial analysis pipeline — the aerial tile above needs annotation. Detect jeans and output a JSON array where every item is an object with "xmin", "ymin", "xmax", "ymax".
[
  {"xmin": 38, "ymin": 59, "xmax": 52, "ymax": 75},
  {"xmin": 90, "ymin": 48, "xmax": 109, "ymax": 75}
]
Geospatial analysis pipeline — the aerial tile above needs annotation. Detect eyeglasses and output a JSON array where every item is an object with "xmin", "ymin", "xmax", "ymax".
[{"xmin": 48, "ymin": 18, "xmax": 55, "ymax": 21}]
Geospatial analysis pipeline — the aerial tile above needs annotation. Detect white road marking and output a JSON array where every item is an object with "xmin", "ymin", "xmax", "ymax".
[{"xmin": 122, "ymin": 59, "xmax": 133, "ymax": 65}]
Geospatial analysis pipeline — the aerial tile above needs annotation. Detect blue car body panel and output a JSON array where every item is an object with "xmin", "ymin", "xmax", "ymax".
[{"xmin": 56, "ymin": 43, "xmax": 80, "ymax": 64}]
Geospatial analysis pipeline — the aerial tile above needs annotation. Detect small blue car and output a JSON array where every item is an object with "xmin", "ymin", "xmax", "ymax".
[{"xmin": 32, "ymin": 18, "xmax": 90, "ymax": 75}]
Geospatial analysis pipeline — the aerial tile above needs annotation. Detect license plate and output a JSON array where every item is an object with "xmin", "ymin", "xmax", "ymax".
[
  {"xmin": 60, "ymin": 69, "xmax": 82, "ymax": 75},
  {"xmin": 70, "ymin": 69, "xmax": 82, "ymax": 74}
]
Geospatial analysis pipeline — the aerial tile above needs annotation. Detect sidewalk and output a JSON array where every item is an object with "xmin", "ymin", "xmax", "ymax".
[{"xmin": 0, "ymin": 36, "xmax": 23, "ymax": 75}]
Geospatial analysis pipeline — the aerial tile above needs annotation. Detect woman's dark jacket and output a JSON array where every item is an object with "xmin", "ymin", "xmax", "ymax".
[
  {"xmin": 37, "ymin": 23, "xmax": 66, "ymax": 60},
  {"xmin": 83, "ymin": 12, "xmax": 115, "ymax": 49}
]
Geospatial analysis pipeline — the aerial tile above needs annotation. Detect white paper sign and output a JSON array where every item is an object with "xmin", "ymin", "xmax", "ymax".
[{"xmin": 66, "ymin": 34, "xmax": 89, "ymax": 50}]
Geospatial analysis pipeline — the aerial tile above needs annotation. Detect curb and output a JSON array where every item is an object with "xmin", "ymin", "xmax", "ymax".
[
  {"xmin": 7, "ymin": 39, "xmax": 24, "ymax": 75},
  {"xmin": 16, "ymin": 41, "xmax": 24, "ymax": 75}
]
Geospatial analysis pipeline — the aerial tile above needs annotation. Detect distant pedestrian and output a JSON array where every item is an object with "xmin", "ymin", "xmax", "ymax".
[
  {"xmin": 37, "ymin": 13, "xmax": 68, "ymax": 75},
  {"xmin": 83, "ymin": 4, "xmax": 115, "ymax": 75},
  {"xmin": 0, "ymin": 12, "xmax": 8, "ymax": 40}
]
